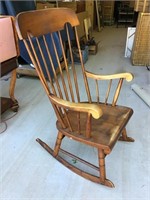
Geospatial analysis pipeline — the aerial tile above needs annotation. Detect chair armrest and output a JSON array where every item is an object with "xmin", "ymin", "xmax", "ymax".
[
  {"xmin": 85, "ymin": 71, "xmax": 134, "ymax": 82},
  {"xmin": 49, "ymin": 94, "xmax": 103, "ymax": 119}
]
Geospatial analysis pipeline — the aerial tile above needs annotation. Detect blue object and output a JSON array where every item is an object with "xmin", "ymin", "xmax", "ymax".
[
  {"xmin": 68, "ymin": 46, "xmax": 89, "ymax": 64},
  {"xmin": 26, "ymin": 33, "xmax": 62, "ymax": 78}
]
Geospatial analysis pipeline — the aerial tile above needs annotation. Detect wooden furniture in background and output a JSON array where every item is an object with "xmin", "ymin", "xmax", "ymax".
[
  {"xmin": 134, "ymin": 0, "xmax": 150, "ymax": 12},
  {"xmin": 101, "ymin": 0, "xmax": 114, "ymax": 25},
  {"xmin": 116, "ymin": 6, "xmax": 134, "ymax": 27},
  {"xmin": 0, "ymin": 16, "xmax": 19, "ymax": 114},
  {"xmin": 131, "ymin": 13, "xmax": 150, "ymax": 66},
  {"xmin": 16, "ymin": 8, "xmax": 134, "ymax": 187}
]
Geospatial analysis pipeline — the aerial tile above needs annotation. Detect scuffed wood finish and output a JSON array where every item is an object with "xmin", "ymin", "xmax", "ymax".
[
  {"xmin": 85, "ymin": 71, "xmax": 134, "ymax": 106},
  {"xmin": 16, "ymin": 8, "xmax": 134, "ymax": 187},
  {"xmin": 49, "ymin": 94, "xmax": 103, "ymax": 119},
  {"xmin": 85, "ymin": 71, "xmax": 133, "ymax": 81},
  {"xmin": 16, "ymin": 8, "xmax": 79, "ymax": 39}
]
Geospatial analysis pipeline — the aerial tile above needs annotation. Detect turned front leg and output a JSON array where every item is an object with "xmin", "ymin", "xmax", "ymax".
[
  {"xmin": 98, "ymin": 149, "xmax": 115, "ymax": 187},
  {"xmin": 98, "ymin": 149, "xmax": 106, "ymax": 182},
  {"xmin": 53, "ymin": 131, "xmax": 64, "ymax": 157}
]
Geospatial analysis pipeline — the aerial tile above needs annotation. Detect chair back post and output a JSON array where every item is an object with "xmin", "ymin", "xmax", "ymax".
[
  {"xmin": 86, "ymin": 113, "xmax": 92, "ymax": 138},
  {"xmin": 112, "ymin": 78, "xmax": 124, "ymax": 106},
  {"xmin": 74, "ymin": 26, "xmax": 92, "ymax": 103}
]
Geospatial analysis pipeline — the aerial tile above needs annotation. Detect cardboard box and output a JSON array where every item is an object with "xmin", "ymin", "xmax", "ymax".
[
  {"xmin": 88, "ymin": 43, "xmax": 98, "ymax": 55},
  {"xmin": 68, "ymin": 46, "xmax": 89, "ymax": 64}
]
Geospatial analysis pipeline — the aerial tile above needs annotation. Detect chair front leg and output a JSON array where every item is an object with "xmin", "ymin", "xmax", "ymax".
[
  {"xmin": 98, "ymin": 149, "xmax": 106, "ymax": 182},
  {"xmin": 53, "ymin": 131, "xmax": 64, "ymax": 157},
  {"xmin": 119, "ymin": 128, "xmax": 134, "ymax": 142},
  {"xmin": 98, "ymin": 149, "xmax": 114, "ymax": 187}
]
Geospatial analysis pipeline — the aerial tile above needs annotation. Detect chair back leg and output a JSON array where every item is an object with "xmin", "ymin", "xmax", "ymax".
[{"xmin": 98, "ymin": 149, "xmax": 114, "ymax": 187}]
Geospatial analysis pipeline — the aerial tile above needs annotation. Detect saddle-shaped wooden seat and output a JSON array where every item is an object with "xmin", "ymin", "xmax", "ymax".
[
  {"xmin": 57, "ymin": 104, "xmax": 133, "ymax": 152},
  {"xmin": 15, "ymin": 8, "xmax": 134, "ymax": 187}
]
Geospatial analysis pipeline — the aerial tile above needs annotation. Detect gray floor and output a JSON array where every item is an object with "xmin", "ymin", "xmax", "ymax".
[{"xmin": 0, "ymin": 27, "xmax": 150, "ymax": 200}]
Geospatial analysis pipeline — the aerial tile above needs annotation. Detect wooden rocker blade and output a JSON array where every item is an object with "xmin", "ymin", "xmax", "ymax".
[{"xmin": 36, "ymin": 138, "xmax": 115, "ymax": 188}]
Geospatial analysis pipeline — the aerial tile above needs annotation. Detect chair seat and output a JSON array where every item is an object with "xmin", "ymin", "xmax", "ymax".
[{"xmin": 57, "ymin": 104, "xmax": 133, "ymax": 154}]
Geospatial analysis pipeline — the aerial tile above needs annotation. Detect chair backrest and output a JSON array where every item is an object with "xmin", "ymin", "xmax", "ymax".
[
  {"xmin": 16, "ymin": 8, "xmax": 130, "ymax": 109},
  {"xmin": 16, "ymin": 8, "xmax": 90, "ymax": 103},
  {"xmin": 16, "ymin": 8, "xmax": 133, "ymax": 136}
]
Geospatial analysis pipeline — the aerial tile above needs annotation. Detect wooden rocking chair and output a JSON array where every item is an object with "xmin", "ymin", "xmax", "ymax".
[{"xmin": 15, "ymin": 8, "xmax": 134, "ymax": 187}]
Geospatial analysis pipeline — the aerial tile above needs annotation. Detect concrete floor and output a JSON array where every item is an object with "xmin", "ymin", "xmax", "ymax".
[{"xmin": 0, "ymin": 27, "xmax": 150, "ymax": 200}]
